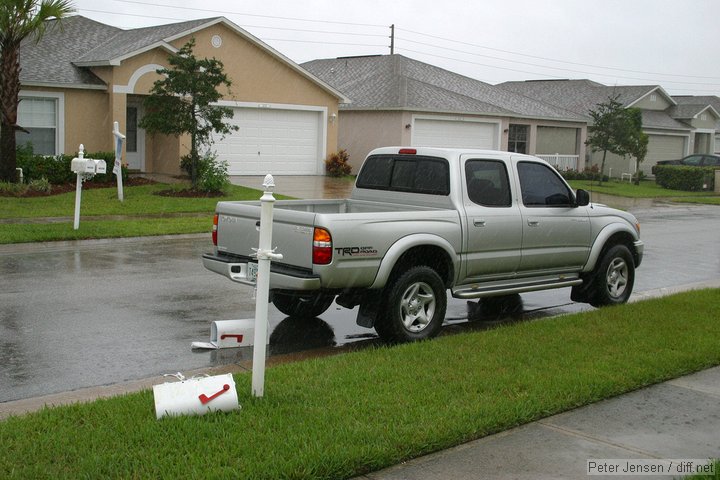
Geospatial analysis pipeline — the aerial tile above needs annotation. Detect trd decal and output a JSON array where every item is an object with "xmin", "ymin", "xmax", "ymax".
[{"xmin": 334, "ymin": 246, "xmax": 378, "ymax": 257}]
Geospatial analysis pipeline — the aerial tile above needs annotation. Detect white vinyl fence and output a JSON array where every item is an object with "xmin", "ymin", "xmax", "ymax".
[{"xmin": 536, "ymin": 154, "xmax": 579, "ymax": 171}]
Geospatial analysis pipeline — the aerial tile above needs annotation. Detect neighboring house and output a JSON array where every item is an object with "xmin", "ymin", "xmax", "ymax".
[
  {"xmin": 499, "ymin": 80, "xmax": 720, "ymax": 177},
  {"xmin": 302, "ymin": 54, "xmax": 588, "ymax": 173},
  {"xmin": 18, "ymin": 15, "xmax": 348, "ymax": 176},
  {"xmin": 671, "ymin": 95, "xmax": 720, "ymax": 155}
]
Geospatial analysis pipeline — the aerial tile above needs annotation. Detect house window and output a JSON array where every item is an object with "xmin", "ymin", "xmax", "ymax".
[
  {"xmin": 126, "ymin": 106, "xmax": 138, "ymax": 153},
  {"xmin": 508, "ymin": 124, "xmax": 528, "ymax": 154},
  {"xmin": 16, "ymin": 94, "xmax": 61, "ymax": 155},
  {"xmin": 650, "ymin": 94, "xmax": 657, "ymax": 102}
]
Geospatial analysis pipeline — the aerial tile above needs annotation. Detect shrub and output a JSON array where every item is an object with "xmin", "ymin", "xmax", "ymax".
[
  {"xmin": 0, "ymin": 181, "xmax": 28, "ymax": 196},
  {"xmin": 16, "ymin": 150, "xmax": 128, "ymax": 184},
  {"xmin": 557, "ymin": 165, "xmax": 609, "ymax": 183},
  {"xmin": 197, "ymin": 153, "xmax": 230, "ymax": 193},
  {"xmin": 325, "ymin": 149, "xmax": 352, "ymax": 177},
  {"xmin": 28, "ymin": 177, "xmax": 51, "ymax": 193},
  {"xmin": 654, "ymin": 165, "xmax": 716, "ymax": 191}
]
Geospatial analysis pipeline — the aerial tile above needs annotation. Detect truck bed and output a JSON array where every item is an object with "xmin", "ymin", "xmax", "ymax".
[{"xmin": 214, "ymin": 198, "xmax": 457, "ymax": 273}]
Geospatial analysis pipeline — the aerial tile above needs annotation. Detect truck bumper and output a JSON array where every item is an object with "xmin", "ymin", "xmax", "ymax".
[
  {"xmin": 202, "ymin": 253, "xmax": 322, "ymax": 290},
  {"xmin": 634, "ymin": 240, "xmax": 644, "ymax": 268}
]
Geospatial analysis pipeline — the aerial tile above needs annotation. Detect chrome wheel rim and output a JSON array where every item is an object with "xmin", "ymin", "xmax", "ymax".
[
  {"xmin": 399, "ymin": 281, "xmax": 436, "ymax": 332},
  {"xmin": 606, "ymin": 257, "xmax": 629, "ymax": 298}
]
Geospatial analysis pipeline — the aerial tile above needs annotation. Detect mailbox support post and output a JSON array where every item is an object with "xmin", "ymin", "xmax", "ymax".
[
  {"xmin": 73, "ymin": 146, "xmax": 86, "ymax": 230},
  {"xmin": 71, "ymin": 144, "xmax": 106, "ymax": 230},
  {"xmin": 251, "ymin": 174, "xmax": 283, "ymax": 398}
]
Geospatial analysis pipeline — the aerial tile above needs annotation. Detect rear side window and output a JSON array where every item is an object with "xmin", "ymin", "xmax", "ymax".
[
  {"xmin": 357, "ymin": 155, "xmax": 450, "ymax": 195},
  {"xmin": 465, "ymin": 159, "xmax": 511, "ymax": 207},
  {"xmin": 517, "ymin": 161, "xmax": 573, "ymax": 207}
]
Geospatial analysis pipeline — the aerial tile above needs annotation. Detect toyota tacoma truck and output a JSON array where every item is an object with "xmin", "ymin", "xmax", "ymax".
[{"xmin": 203, "ymin": 147, "xmax": 643, "ymax": 343}]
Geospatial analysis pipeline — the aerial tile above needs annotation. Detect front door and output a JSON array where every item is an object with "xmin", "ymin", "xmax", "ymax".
[{"xmin": 125, "ymin": 98, "xmax": 145, "ymax": 170}]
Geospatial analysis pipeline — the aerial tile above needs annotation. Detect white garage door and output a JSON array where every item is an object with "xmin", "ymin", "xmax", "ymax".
[
  {"xmin": 215, "ymin": 107, "xmax": 322, "ymax": 175},
  {"xmin": 412, "ymin": 118, "xmax": 498, "ymax": 149},
  {"xmin": 645, "ymin": 134, "xmax": 686, "ymax": 175}
]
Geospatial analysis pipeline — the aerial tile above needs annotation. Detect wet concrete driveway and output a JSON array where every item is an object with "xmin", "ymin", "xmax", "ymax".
[{"xmin": 1, "ymin": 202, "xmax": 719, "ymax": 403}]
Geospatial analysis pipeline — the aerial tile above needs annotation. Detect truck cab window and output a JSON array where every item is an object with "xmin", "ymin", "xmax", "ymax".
[
  {"xmin": 357, "ymin": 155, "xmax": 449, "ymax": 195},
  {"xmin": 465, "ymin": 159, "xmax": 511, "ymax": 207},
  {"xmin": 517, "ymin": 162, "xmax": 573, "ymax": 207}
]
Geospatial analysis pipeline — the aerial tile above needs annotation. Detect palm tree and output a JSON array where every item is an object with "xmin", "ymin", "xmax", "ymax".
[{"xmin": 0, "ymin": 0, "xmax": 75, "ymax": 182}]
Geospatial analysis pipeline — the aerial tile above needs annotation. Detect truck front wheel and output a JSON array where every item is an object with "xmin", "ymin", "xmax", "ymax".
[
  {"xmin": 272, "ymin": 291, "xmax": 335, "ymax": 318},
  {"xmin": 589, "ymin": 244, "xmax": 635, "ymax": 307},
  {"xmin": 375, "ymin": 266, "xmax": 447, "ymax": 343}
]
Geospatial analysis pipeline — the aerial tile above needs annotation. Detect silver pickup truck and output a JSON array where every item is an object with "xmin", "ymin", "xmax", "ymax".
[{"xmin": 203, "ymin": 147, "xmax": 643, "ymax": 342}]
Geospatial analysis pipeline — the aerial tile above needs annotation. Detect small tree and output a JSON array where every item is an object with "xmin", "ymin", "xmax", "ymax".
[
  {"xmin": 0, "ymin": 0, "xmax": 75, "ymax": 182},
  {"xmin": 140, "ymin": 38, "xmax": 237, "ymax": 188},
  {"xmin": 585, "ymin": 95, "xmax": 625, "ymax": 185},
  {"xmin": 619, "ymin": 108, "xmax": 648, "ymax": 185}
]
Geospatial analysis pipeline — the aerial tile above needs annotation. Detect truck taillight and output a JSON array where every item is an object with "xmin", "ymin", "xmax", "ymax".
[
  {"xmin": 313, "ymin": 227, "xmax": 332, "ymax": 265},
  {"xmin": 212, "ymin": 214, "xmax": 219, "ymax": 245},
  {"xmin": 398, "ymin": 148, "xmax": 417, "ymax": 155}
]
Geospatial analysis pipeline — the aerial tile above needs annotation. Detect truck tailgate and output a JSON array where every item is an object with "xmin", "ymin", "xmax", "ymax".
[{"xmin": 216, "ymin": 201, "xmax": 316, "ymax": 270}]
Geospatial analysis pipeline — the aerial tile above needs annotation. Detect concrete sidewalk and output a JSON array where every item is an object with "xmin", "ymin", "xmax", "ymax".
[{"xmin": 357, "ymin": 366, "xmax": 720, "ymax": 480}]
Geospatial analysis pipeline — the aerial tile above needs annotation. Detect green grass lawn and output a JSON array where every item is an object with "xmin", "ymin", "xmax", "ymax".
[
  {"xmin": 1, "ymin": 289, "xmax": 718, "ymax": 479},
  {"xmin": 0, "ymin": 183, "xmax": 279, "ymax": 219},
  {"xmin": 0, "ymin": 183, "xmax": 292, "ymax": 244}
]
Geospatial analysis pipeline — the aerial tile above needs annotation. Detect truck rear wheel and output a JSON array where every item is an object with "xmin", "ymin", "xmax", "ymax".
[
  {"xmin": 589, "ymin": 244, "xmax": 635, "ymax": 307},
  {"xmin": 272, "ymin": 291, "xmax": 335, "ymax": 318},
  {"xmin": 375, "ymin": 266, "xmax": 446, "ymax": 343}
]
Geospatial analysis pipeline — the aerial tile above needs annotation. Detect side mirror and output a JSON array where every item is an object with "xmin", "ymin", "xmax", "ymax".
[{"xmin": 575, "ymin": 189, "xmax": 590, "ymax": 207}]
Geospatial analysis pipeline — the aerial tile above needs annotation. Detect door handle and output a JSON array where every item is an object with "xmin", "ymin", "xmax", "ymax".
[
  {"xmin": 527, "ymin": 219, "xmax": 540, "ymax": 227},
  {"xmin": 473, "ymin": 219, "xmax": 486, "ymax": 227}
]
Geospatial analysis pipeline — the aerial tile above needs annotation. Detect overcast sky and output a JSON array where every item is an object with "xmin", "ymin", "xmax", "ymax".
[{"xmin": 71, "ymin": 0, "xmax": 720, "ymax": 97}]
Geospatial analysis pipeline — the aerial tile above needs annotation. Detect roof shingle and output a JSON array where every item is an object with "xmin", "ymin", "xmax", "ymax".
[{"xmin": 302, "ymin": 55, "xmax": 585, "ymax": 121}]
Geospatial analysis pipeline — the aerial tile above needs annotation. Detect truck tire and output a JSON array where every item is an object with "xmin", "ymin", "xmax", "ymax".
[
  {"xmin": 589, "ymin": 244, "xmax": 635, "ymax": 307},
  {"xmin": 375, "ymin": 266, "xmax": 447, "ymax": 343},
  {"xmin": 272, "ymin": 291, "xmax": 335, "ymax": 318}
]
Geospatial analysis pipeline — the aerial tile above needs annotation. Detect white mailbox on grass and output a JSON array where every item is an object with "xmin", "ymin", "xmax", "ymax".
[
  {"xmin": 71, "ymin": 144, "xmax": 107, "ymax": 230},
  {"xmin": 71, "ymin": 157, "xmax": 106, "ymax": 175}
]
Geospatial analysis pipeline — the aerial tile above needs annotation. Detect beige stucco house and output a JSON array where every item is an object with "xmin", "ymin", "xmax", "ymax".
[
  {"xmin": 499, "ymin": 80, "xmax": 720, "ymax": 177},
  {"xmin": 302, "ymin": 55, "xmax": 588, "ymax": 173},
  {"xmin": 18, "ymin": 15, "xmax": 348, "ymax": 176}
]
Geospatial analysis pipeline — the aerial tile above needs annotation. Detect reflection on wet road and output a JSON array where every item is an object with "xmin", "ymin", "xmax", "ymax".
[{"xmin": 1, "ymin": 203, "xmax": 718, "ymax": 403}]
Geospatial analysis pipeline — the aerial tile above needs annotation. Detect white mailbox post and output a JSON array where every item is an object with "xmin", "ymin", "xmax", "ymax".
[
  {"xmin": 71, "ymin": 144, "xmax": 106, "ymax": 230},
  {"xmin": 251, "ymin": 174, "xmax": 283, "ymax": 398}
]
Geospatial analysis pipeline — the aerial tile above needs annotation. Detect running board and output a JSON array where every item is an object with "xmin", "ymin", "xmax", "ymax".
[{"xmin": 451, "ymin": 277, "xmax": 583, "ymax": 299}]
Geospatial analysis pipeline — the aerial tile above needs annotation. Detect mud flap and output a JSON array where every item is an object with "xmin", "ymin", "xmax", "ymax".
[
  {"xmin": 356, "ymin": 297, "xmax": 381, "ymax": 328},
  {"xmin": 570, "ymin": 273, "xmax": 595, "ymax": 303}
]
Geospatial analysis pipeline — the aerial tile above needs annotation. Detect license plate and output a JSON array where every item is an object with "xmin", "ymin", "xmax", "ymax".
[{"xmin": 247, "ymin": 262, "xmax": 258, "ymax": 283}]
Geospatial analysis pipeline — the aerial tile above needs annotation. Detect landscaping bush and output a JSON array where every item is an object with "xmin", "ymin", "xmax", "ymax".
[
  {"xmin": 557, "ymin": 165, "xmax": 609, "ymax": 183},
  {"xmin": 16, "ymin": 149, "xmax": 128, "ymax": 185},
  {"xmin": 325, "ymin": 149, "xmax": 352, "ymax": 177},
  {"xmin": 196, "ymin": 153, "xmax": 230, "ymax": 193},
  {"xmin": 654, "ymin": 165, "xmax": 716, "ymax": 191}
]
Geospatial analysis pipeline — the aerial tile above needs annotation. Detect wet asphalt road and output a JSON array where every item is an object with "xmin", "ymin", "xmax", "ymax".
[{"xmin": 1, "ymin": 203, "xmax": 719, "ymax": 403}]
